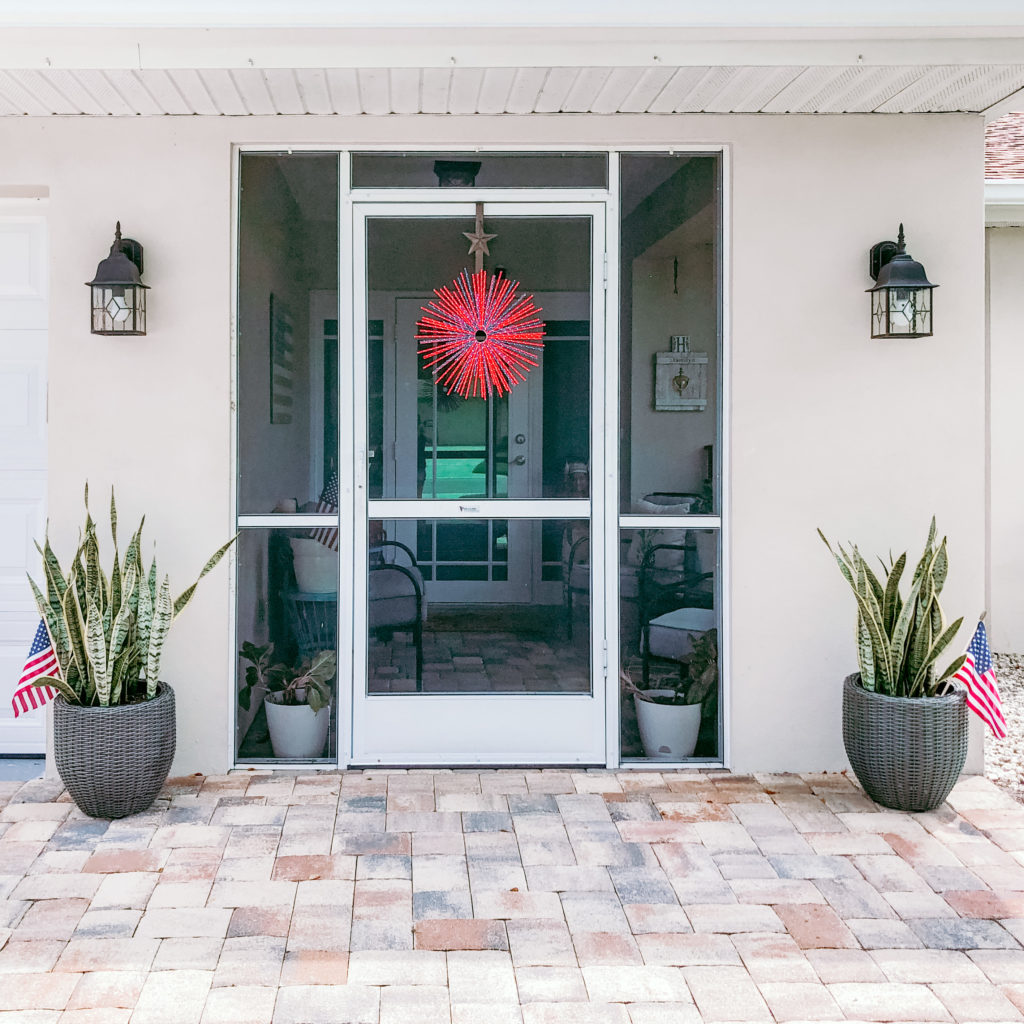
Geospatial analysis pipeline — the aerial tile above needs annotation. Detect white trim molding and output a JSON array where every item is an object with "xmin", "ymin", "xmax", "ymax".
[{"xmin": 986, "ymin": 181, "xmax": 1024, "ymax": 226}]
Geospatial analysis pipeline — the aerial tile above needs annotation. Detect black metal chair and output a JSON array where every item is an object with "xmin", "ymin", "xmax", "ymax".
[
  {"xmin": 369, "ymin": 540, "xmax": 426, "ymax": 690},
  {"xmin": 639, "ymin": 537, "xmax": 714, "ymax": 684}
]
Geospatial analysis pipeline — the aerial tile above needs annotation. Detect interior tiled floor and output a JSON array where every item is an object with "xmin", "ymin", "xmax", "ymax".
[
  {"xmin": 0, "ymin": 769, "xmax": 1022, "ymax": 1023},
  {"xmin": 369, "ymin": 628, "xmax": 590, "ymax": 694}
]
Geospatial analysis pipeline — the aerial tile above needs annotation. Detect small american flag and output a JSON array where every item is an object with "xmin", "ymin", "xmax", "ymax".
[
  {"xmin": 953, "ymin": 620, "xmax": 1006, "ymax": 739},
  {"xmin": 11, "ymin": 620, "xmax": 59, "ymax": 718},
  {"xmin": 309, "ymin": 470, "xmax": 339, "ymax": 551}
]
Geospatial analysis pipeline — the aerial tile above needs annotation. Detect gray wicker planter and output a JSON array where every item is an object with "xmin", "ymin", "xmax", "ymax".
[
  {"xmin": 842, "ymin": 673, "xmax": 968, "ymax": 812},
  {"xmin": 53, "ymin": 683, "xmax": 176, "ymax": 819}
]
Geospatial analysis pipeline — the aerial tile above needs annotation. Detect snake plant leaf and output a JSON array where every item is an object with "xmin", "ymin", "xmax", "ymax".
[
  {"xmin": 39, "ymin": 533, "xmax": 69, "ymax": 606},
  {"xmin": 932, "ymin": 536, "xmax": 948, "ymax": 594},
  {"xmin": 123, "ymin": 520, "xmax": 146, "ymax": 615},
  {"xmin": 910, "ymin": 616, "xmax": 964, "ymax": 696},
  {"xmin": 857, "ymin": 548, "xmax": 885, "ymax": 609},
  {"xmin": 889, "ymin": 574, "xmax": 923, "ymax": 690},
  {"xmin": 27, "ymin": 573, "xmax": 70, "ymax": 682},
  {"xmin": 146, "ymin": 575, "xmax": 173, "ymax": 699},
  {"xmin": 172, "ymin": 536, "xmax": 237, "ymax": 619},
  {"xmin": 907, "ymin": 592, "xmax": 933, "ymax": 694},
  {"xmin": 61, "ymin": 580, "xmax": 91, "ymax": 702},
  {"xmin": 137, "ymin": 566, "xmax": 154, "ymax": 685},
  {"xmin": 847, "ymin": 582, "xmax": 893, "ymax": 692},
  {"xmin": 937, "ymin": 652, "xmax": 968, "ymax": 684},
  {"xmin": 881, "ymin": 552, "xmax": 906, "ymax": 636},
  {"xmin": 85, "ymin": 595, "xmax": 110, "ymax": 705},
  {"xmin": 32, "ymin": 674, "xmax": 80, "ymax": 704},
  {"xmin": 107, "ymin": 564, "xmax": 137, "ymax": 704},
  {"xmin": 856, "ymin": 614, "xmax": 876, "ymax": 690}
]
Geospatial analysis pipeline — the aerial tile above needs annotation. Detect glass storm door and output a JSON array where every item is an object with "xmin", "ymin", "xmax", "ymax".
[{"xmin": 351, "ymin": 201, "xmax": 607, "ymax": 764}]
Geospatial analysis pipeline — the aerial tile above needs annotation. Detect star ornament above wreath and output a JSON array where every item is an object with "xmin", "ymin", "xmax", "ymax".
[{"xmin": 417, "ymin": 269, "xmax": 545, "ymax": 399}]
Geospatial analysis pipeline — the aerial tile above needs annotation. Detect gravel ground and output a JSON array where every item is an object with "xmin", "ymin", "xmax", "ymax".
[{"xmin": 988, "ymin": 653, "xmax": 1024, "ymax": 802}]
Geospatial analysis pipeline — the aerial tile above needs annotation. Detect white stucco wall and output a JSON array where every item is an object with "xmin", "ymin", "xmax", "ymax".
[
  {"xmin": 987, "ymin": 225, "xmax": 1024, "ymax": 655},
  {"xmin": 0, "ymin": 111, "xmax": 986, "ymax": 774}
]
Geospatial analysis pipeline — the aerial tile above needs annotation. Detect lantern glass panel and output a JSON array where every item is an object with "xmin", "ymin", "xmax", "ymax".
[
  {"xmin": 871, "ymin": 286, "xmax": 932, "ymax": 339},
  {"xmin": 91, "ymin": 284, "xmax": 146, "ymax": 335}
]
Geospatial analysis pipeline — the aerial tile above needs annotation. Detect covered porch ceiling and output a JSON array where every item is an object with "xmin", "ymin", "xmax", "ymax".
[{"xmin": 2, "ymin": 5, "xmax": 1024, "ymax": 119}]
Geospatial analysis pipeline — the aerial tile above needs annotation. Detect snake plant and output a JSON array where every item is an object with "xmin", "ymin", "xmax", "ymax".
[
  {"xmin": 27, "ymin": 485, "xmax": 234, "ymax": 706},
  {"xmin": 819, "ymin": 518, "xmax": 966, "ymax": 698}
]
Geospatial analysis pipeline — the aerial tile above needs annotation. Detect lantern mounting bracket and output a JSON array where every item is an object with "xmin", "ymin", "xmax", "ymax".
[{"xmin": 869, "ymin": 237, "xmax": 899, "ymax": 282}]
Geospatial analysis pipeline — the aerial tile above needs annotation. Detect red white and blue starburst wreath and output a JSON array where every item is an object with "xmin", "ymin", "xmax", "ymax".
[{"xmin": 417, "ymin": 269, "xmax": 545, "ymax": 399}]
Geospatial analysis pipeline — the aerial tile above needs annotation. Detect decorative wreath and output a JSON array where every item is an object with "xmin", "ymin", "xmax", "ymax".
[{"xmin": 417, "ymin": 269, "xmax": 545, "ymax": 399}]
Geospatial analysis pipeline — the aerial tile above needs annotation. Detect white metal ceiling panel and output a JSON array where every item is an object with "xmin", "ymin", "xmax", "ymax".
[
  {"xmin": 6, "ymin": 70, "xmax": 80, "ymax": 114},
  {"xmin": 476, "ymin": 68, "xmax": 516, "ymax": 115},
  {"xmin": 814, "ymin": 66, "xmax": 926, "ymax": 113},
  {"xmin": 1, "ymin": 63, "xmax": 1024, "ymax": 116},
  {"xmin": 702, "ymin": 65, "xmax": 803, "ymax": 112},
  {"xmin": 419, "ymin": 68, "xmax": 452, "ymax": 114},
  {"xmin": 505, "ymin": 68, "xmax": 548, "ymax": 114},
  {"xmin": 231, "ymin": 69, "xmax": 277, "ymax": 115},
  {"xmin": 65, "ymin": 70, "xmax": 137, "ymax": 115},
  {"xmin": 877, "ymin": 64, "xmax": 1024, "ymax": 113},
  {"xmin": 197, "ymin": 70, "xmax": 247, "ymax": 115},
  {"xmin": 134, "ymin": 69, "xmax": 193, "ymax": 115},
  {"xmin": 167, "ymin": 69, "xmax": 220, "ymax": 115},
  {"xmin": 590, "ymin": 68, "xmax": 646, "ymax": 115},
  {"xmin": 30, "ymin": 69, "xmax": 106, "ymax": 114},
  {"xmin": 645, "ymin": 67, "xmax": 714, "ymax": 113},
  {"xmin": 101, "ymin": 70, "xmax": 165, "ymax": 116},
  {"xmin": 0, "ymin": 80, "xmax": 22, "ymax": 115},
  {"xmin": 672, "ymin": 67, "xmax": 743, "ymax": 112},
  {"xmin": 447, "ymin": 68, "xmax": 482, "ymax": 114},
  {"xmin": 617, "ymin": 67, "xmax": 676, "ymax": 113},
  {"xmin": 388, "ymin": 67, "xmax": 420, "ymax": 115},
  {"xmin": 295, "ymin": 70, "xmax": 332, "ymax": 115},
  {"xmin": 325, "ymin": 69, "xmax": 361, "ymax": 115},
  {"xmin": 533, "ymin": 67, "xmax": 579, "ymax": 114},
  {"xmin": 0, "ymin": 69, "xmax": 62, "ymax": 114},
  {"xmin": 762, "ymin": 66, "xmax": 861, "ymax": 113},
  {"xmin": 562, "ymin": 68, "xmax": 612, "ymax": 113},
  {"xmin": 262, "ymin": 70, "xmax": 305, "ymax": 115},
  {"xmin": 357, "ymin": 68, "xmax": 390, "ymax": 115}
]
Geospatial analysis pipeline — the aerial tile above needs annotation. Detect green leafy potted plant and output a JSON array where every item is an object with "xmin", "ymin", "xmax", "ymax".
[
  {"xmin": 238, "ymin": 642, "xmax": 336, "ymax": 759},
  {"xmin": 622, "ymin": 629, "xmax": 718, "ymax": 759},
  {"xmin": 28, "ymin": 487, "xmax": 234, "ymax": 818},
  {"xmin": 820, "ymin": 518, "xmax": 969, "ymax": 812}
]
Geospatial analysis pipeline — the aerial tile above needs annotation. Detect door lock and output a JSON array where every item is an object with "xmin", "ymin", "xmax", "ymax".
[{"xmin": 514, "ymin": 434, "xmax": 526, "ymax": 444}]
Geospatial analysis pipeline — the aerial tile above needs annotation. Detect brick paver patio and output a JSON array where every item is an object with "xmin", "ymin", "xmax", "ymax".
[{"xmin": 1, "ymin": 769, "xmax": 1023, "ymax": 1023}]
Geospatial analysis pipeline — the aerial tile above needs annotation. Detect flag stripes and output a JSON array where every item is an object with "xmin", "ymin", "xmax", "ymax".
[
  {"xmin": 953, "ymin": 620, "xmax": 1007, "ymax": 739},
  {"xmin": 11, "ymin": 620, "xmax": 59, "ymax": 718}
]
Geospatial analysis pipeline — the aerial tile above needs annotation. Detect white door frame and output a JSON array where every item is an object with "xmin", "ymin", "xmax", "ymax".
[
  {"xmin": 232, "ymin": 144, "xmax": 730, "ymax": 772},
  {"xmin": 349, "ymin": 199, "xmax": 608, "ymax": 765},
  {"xmin": 0, "ymin": 199, "xmax": 49, "ymax": 755}
]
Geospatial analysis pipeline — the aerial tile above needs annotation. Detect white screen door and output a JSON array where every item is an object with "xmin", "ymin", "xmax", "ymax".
[{"xmin": 351, "ymin": 201, "xmax": 607, "ymax": 764}]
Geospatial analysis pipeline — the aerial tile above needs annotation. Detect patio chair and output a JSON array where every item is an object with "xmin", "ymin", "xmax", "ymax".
[{"xmin": 369, "ymin": 540, "xmax": 426, "ymax": 690}]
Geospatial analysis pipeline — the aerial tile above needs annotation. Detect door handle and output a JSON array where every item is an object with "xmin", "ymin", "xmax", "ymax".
[{"xmin": 512, "ymin": 455, "xmax": 526, "ymax": 466}]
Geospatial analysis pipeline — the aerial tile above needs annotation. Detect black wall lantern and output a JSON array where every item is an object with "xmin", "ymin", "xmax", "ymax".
[
  {"xmin": 867, "ymin": 224, "xmax": 937, "ymax": 339},
  {"xmin": 86, "ymin": 222, "xmax": 148, "ymax": 336}
]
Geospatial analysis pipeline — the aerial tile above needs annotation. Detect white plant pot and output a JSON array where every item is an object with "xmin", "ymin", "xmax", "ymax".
[
  {"xmin": 264, "ymin": 694, "xmax": 330, "ymax": 759},
  {"xmin": 634, "ymin": 690, "xmax": 702, "ymax": 760}
]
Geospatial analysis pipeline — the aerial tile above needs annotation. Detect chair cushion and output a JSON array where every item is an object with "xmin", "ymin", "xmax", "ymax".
[
  {"xmin": 648, "ymin": 606, "xmax": 716, "ymax": 661},
  {"xmin": 369, "ymin": 565, "xmax": 427, "ymax": 624}
]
